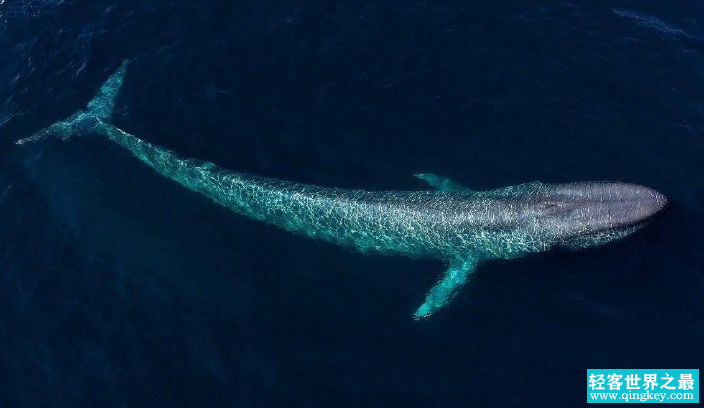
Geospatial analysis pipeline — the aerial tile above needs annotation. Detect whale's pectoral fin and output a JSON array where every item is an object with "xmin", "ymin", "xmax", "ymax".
[
  {"xmin": 413, "ymin": 257, "xmax": 479, "ymax": 320},
  {"xmin": 414, "ymin": 173, "xmax": 474, "ymax": 192}
]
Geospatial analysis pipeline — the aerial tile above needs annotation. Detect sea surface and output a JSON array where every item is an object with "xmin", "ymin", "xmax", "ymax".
[{"xmin": 0, "ymin": 0, "xmax": 702, "ymax": 407}]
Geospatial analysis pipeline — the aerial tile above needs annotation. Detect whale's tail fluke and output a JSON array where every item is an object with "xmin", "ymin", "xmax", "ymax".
[
  {"xmin": 84, "ymin": 60, "xmax": 129, "ymax": 121},
  {"xmin": 15, "ymin": 60, "xmax": 129, "ymax": 145}
]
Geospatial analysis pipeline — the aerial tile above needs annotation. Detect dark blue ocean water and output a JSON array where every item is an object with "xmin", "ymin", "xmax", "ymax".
[{"xmin": 0, "ymin": 0, "xmax": 702, "ymax": 406}]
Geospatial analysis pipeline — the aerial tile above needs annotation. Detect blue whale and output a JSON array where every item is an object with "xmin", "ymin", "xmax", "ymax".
[{"xmin": 17, "ymin": 62, "xmax": 669, "ymax": 319}]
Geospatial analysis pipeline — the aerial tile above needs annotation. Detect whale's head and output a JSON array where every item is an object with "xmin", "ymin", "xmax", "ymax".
[{"xmin": 530, "ymin": 182, "xmax": 669, "ymax": 250}]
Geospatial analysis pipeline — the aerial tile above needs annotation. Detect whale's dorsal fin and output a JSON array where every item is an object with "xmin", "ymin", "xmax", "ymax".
[
  {"xmin": 413, "ymin": 256, "xmax": 479, "ymax": 319},
  {"xmin": 415, "ymin": 173, "xmax": 475, "ymax": 192}
]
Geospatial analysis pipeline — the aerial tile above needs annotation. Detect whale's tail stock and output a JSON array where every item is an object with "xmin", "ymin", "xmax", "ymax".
[{"xmin": 15, "ymin": 60, "xmax": 129, "ymax": 145}]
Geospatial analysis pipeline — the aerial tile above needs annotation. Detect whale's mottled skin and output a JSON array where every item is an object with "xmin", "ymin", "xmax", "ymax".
[{"xmin": 17, "ymin": 62, "xmax": 669, "ymax": 319}]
